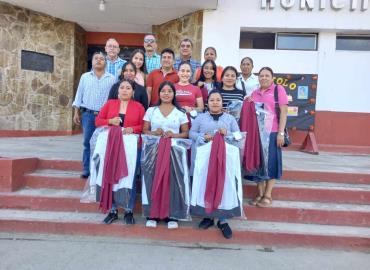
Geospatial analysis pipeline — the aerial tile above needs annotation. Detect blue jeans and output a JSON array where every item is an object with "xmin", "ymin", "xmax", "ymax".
[{"xmin": 81, "ymin": 111, "xmax": 96, "ymax": 175}]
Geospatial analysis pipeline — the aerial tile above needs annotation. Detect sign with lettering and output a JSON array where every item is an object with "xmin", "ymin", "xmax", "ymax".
[
  {"xmin": 274, "ymin": 73, "xmax": 318, "ymax": 131},
  {"xmin": 21, "ymin": 50, "xmax": 54, "ymax": 73},
  {"xmin": 261, "ymin": 0, "xmax": 369, "ymax": 11}
]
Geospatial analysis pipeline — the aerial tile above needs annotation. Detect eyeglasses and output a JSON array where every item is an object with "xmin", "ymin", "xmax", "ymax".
[
  {"xmin": 106, "ymin": 45, "xmax": 119, "ymax": 49},
  {"xmin": 181, "ymin": 44, "xmax": 191, "ymax": 48},
  {"xmin": 144, "ymin": 38, "xmax": 156, "ymax": 44}
]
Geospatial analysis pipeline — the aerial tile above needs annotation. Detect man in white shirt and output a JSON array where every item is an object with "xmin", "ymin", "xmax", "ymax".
[{"xmin": 236, "ymin": 57, "xmax": 260, "ymax": 97}]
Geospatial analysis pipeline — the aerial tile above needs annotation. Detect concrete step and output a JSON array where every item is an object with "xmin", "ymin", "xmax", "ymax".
[
  {"xmin": 0, "ymin": 209, "xmax": 369, "ymax": 250},
  {"xmin": 1, "ymin": 188, "xmax": 369, "ymax": 227},
  {"xmin": 35, "ymin": 159, "xmax": 370, "ymax": 184},
  {"xmin": 21, "ymin": 167, "xmax": 370, "ymax": 205},
  {"xmin": 24, "ymin": 169, "xmax": 85, "ymax": 190},
  {"xmin": 37, "ymin": 159, "xmax": 82, "ymax": 171},
  {"xmin": 244, "ymin": 180, "xmax": 370, "ymax": 204},
  {"xmin": 282, "ymin": 170, "xmax": 370, "ymax": 185}
]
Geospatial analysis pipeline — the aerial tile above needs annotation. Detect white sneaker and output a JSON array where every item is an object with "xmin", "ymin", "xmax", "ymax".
[
  {"xmin": 146, "ymin": 220, "xmax": 157, "ymax": 228},
  {"xmin": 167, "ymin": 221, "xmax": 178, "ymax": 229}
]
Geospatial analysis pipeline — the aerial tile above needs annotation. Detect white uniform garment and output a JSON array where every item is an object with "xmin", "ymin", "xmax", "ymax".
[
  {"xmin": 141, "ymin": 135, "xmax": 192, "ymax": 221},
  {"xmin": 89, "ymin": 130, "xmax": 138, "ymax": 193},
  {"xmin": 191, "ymin": 141, "xmax": 244, "ymax": 218}
]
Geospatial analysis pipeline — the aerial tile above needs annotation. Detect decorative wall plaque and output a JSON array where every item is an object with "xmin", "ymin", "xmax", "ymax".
[{"xmin": 21, "ymin": 50, "xmax": 54, "ymax": 73}]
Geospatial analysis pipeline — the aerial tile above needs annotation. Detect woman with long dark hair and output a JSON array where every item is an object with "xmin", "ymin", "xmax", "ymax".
[
  {"xmin": 218, "ymin": 66, "xmax": 245, "ymax": 109},
  {"xmin": 108, "ymin": 61, "xmax": 148, "ymax": 109},
  {"xmin": 195, "ymin": 59, "xmax": 221, "ymax": 104},
  {"xmin": 130, "ymin": 49, "xmax": 147, "ymax": 87},
  {"xmin": 93, "ymin": 78, "xmax": 145, "ymax": 225},
  {"xmin": 142, "ymin": 81, "xmax": 190, "ymax": 229}
]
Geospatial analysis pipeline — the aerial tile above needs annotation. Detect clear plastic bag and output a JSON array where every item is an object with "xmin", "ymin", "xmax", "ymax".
[
  {"xmin": 81, "ymin": 129, "xmax": 139, "ymax": 211},
  {"xmin": 141, "ymin": 135, "xmax": 192, "ymax": 221},
  {"xmin": 226, "ymin": 100, "xmax": 243, "ymax": 122},
  {"xmin": 242, "ymin": 103, "xmax": 274, "ymax": 180},
  {"xmin": 191, "ymin": 139, "xmax": 246, "ymax": 220}
]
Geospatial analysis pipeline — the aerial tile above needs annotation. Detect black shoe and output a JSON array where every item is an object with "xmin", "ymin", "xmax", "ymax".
[
  {"xmin": 102, "ymin": 210, "xmax": 118, "ymax": 224},
  {"xmin": 217, "ymin": 221, "xmax": 232, "ymax": 239},
  {"xmin": 198, "ymin": 218, "xmax": 215, "ymax": 229},
  {"xmin": 80, "ymin": 173, "xmax": 89, "ymax": 179},
  {"xmin": 123, "ymin": 211, "xmax": 135, "ymax": 225}
]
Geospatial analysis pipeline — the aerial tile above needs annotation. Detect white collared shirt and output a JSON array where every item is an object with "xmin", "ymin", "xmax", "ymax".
[{"xmin": 236, "ymin": 73, "xmax": 260, "ymax": 96}]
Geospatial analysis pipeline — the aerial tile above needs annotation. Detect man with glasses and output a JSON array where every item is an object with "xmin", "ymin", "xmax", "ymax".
[
  {"xmin": 174, "ymin": 38, "xmax": 201, "ymax": 80},
  {"xmin": 105, "ymin": 38, "xmax": 126, "ymax": 81},
  {"xmin": 72, "ymin": 52, "xmax": 115, "ymax": 179},
  {"xmin": 143, "ymin": 34, "xmax": 161, "ymax": 74}
]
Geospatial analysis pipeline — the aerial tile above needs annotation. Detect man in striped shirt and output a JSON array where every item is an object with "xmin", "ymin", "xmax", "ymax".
[
  {"xmin": 144, "ymin": 34, "xmax": 161, "ymax": 74},
  {"xmin": 72, "ymin": 52, "xmax": 116, "ymax": 178},
  {"xmin": 105, "ymin": 38, "xmax": 126, "ymax": 81}
]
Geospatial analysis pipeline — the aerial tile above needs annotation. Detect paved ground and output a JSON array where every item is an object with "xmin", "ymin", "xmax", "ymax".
[
  {"xmin": 0, "ymin": 134, "xmax": 370, "ymax": 173},
  {"xmin": 0, "ymin": 233, "xmax": 368, "ymax": 270}
]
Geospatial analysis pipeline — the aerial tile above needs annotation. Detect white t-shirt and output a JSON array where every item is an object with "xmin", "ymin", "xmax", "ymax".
[{"xmin": 143, "ymin": 106, "xmax": 188, "ymax": 134}]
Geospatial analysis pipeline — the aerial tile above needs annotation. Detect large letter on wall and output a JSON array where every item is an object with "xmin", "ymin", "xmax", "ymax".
[
  {"xmin": 350, "ymin": 0, "xmax": 357, "ymax": 10},
  {"xmin": 281, "ymin": 0, "xmax": 295, "ymax": 9},
  {"xmin": 362, "ymin": 0, "xmax": 369, "ymax": 11},
  {"xmin": 319, "ymin": 0, "xmax": 326, "ymax": 10},
  {"xmin": 331, "ymin": 0, "xmax": 345, "ymax": 9},
  {"xmin": 261, "ymin": 0, "xmax": 276, "ymax": 9},
  {"xmin": 300, "ymin": 0, "xmax": 315, "ymax": 10}
]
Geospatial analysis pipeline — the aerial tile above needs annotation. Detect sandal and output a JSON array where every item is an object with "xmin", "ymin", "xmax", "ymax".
[
  {"xmin": 249, "ymin": 195, "xmax": 263, "ymax": 206},
  {"xmin": 256, "ymin": 196, "xmax": 273, "ymax": 208}
]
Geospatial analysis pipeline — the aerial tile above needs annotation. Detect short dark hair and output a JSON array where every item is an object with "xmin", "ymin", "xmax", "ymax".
[
  {"xmin": 160, "ymin": 48, "xmax": 175, "ymax": 59},
  {"xmin": 258, "ymin": 66, "xmax": 274, "ymax": 77},
  {"xmin": 178, "ymin": 61, "xmax": 192, "ymax": 71},
  {"xmin": 207, "ymin": 90, "xmax": 223, "ymax": 103},
  {"xmin": 92, "ymin": 51, "xmax": 106, "ymax": 61},
  {"xmin": 180, "ymin": 38, "xmax": 193, "ymax": 47},
  {"xmin": 241, "ymin": 57, "xmax": 254, "ymax": 66},
  {"xmin": 204, "ymin": 47, "xmax": 217, "ymax": 57}
]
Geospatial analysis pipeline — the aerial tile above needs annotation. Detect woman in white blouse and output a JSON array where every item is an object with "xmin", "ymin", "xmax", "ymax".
[
  {"xmin": 143, "ymin": 81, "xmax": 189, "ymax": 139},
  {"xmin": 142, "ymin": 81, "xmax": 189, "ymax": 229}
]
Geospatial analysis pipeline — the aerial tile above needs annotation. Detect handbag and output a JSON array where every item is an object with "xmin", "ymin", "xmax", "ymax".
[{"xmin": 274, "ymin": 85, "xmax": 291, "ymax": 147}]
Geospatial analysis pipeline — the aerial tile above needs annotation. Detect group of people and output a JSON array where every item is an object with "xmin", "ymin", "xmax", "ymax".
[{"xmin": 72, "ymin": 34, "xmax": 288, "ymax": 239}]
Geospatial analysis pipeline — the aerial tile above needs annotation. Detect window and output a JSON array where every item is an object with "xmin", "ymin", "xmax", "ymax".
[
  {"xmin": 240, "ymin": 32, "xmax": 275, "ymax": 49},
  {"xmin": 276, "ymin": 33, "xmax": 317, "ymax": 50},
  {"xmin": 336, "ymin": 35, "xmax": 370, "ymax": 51},
  {"xmin": 240, "ymin": 31, "xmax": 318, "ymax": 50}
]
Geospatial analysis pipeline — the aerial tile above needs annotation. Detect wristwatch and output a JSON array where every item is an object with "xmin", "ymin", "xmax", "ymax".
[{"xmin": 278, "ymin": 132, "xmax": 284, "ymax": 136}]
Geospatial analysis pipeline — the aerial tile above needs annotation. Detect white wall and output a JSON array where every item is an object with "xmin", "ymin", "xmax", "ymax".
[{"xmin": 202, "ymin": 0, "xmax": 370, "ymax": 113}]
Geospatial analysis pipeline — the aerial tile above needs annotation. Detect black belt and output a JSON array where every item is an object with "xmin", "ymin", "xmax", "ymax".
[{"xmin": 80, "ymin": 107, "xmax": 99, "ymax": 115}]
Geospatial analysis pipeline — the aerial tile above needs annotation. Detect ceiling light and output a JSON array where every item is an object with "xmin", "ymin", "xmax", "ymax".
[{"xmin": 99, "ymin": 0, "xmax": 105, "ymax": 11}]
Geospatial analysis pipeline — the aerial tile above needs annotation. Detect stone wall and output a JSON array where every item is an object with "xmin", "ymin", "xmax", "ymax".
[
  {"xmin": 0, "ymin": 1, "xmax": 86, "ymax": 132},
  {"xmin": 152, "ymin": 11, "xmax": 203, "ymax": 61}
]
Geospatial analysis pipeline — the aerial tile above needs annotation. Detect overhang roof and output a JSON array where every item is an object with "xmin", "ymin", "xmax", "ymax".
[{"xmin": 3, "ymin": 0, "xmax": 218, "ymax": 32}]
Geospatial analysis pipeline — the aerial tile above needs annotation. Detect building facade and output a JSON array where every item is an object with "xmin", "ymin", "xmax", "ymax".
[{"xmin": 1, "ymin": 0, "xmax": 369, "ymax": 149}]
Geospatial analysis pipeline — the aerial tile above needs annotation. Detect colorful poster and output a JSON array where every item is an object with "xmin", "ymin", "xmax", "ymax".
[
  {"xmin": 297, "ymin": 86, "xmax": 308, "ymax": 99},
  {"xmin": 287, "ymin": 106, "xmax": 299, "ymax": 117}
]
